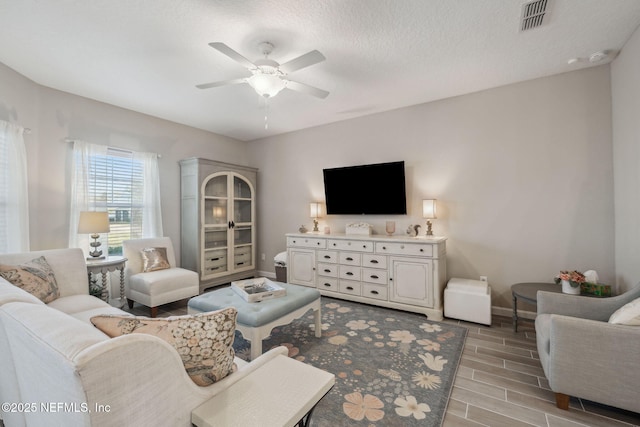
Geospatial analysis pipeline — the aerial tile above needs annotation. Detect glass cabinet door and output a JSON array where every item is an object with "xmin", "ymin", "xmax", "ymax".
[{"xmin": 201, "ymin": 172, "xmax": 255, "ymax": 279}]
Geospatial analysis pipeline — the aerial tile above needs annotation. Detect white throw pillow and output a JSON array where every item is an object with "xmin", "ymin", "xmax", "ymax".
[{"xmin": 609, "ymin": 297, "xmax": 640, "ymax": 325}]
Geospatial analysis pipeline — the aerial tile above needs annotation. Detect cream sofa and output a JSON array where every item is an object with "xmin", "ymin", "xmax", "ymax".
[{"xmin": 0, "ymin": 248, "xmax": 288, "ymax": 427}]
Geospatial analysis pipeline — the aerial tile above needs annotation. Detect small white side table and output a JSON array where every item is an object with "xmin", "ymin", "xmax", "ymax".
[
  {"xmin": 191, "ymin": 354, "xmax": 335, "ymax": 427},
  {"xmin": 86, "ymin": 256, "xmax": 127, "ymax": 307}
]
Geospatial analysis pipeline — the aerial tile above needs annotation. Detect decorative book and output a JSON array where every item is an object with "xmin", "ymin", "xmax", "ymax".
[{"xmin": 231, "ymin": 278, "xmax": 286, "ymax": 303}]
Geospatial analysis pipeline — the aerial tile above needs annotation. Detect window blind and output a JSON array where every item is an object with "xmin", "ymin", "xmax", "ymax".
[{"xmin": 87, "ymin": 147, "xmax": 145, "ymax": 255}]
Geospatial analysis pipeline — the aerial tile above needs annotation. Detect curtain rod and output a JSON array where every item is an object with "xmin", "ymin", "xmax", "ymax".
[{"xmin": 63, "ymin": 138, "xmax": 162, "ymax": 158}]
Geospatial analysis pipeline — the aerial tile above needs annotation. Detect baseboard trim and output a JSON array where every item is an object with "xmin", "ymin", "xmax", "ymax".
[{"xmin": 257, "ymin": 270, "xmax": 276, "ymax": 279}]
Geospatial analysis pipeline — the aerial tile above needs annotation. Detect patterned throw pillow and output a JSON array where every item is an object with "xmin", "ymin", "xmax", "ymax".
[
  {"xmin": 90, "ymin": 308, "xmax": 238, "ymax": 386},
  {"xmin": 141, "ymin": 247, "xmax": 170, "ymax": 272},
  {"xmin": 0, "ymin": 256, "xmax": 60, "ymax": 303}
]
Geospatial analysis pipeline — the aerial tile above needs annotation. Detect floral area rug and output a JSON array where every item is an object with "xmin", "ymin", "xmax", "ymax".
[{"xmin": 233, "ymin": 297, "xmax": 467, "ymax": 426}]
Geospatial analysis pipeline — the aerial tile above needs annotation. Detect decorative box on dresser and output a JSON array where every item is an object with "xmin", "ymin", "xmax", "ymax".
[
  {"xmin": 180, "ymin": 158, "xmax": 258, "ymax": 293},
  {"xmin": 286, "ymin": 233, "xmax": 447, "ymax": 319}
]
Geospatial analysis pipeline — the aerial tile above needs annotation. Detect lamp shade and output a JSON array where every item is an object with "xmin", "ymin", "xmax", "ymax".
[
  {"xmin": 422, "ymin": 200, "xmax": 437, "ymax": 219},
  {"xmin": 247, "ymin": 73, "xmax": 287, "ymax": 98},
  {"xmin": 78, "ymin": 211, "xmax": 110, "ymax": 234},
  {"xmin": 310, "ymin": 202, "xmax": 321, "ymax": 219}
]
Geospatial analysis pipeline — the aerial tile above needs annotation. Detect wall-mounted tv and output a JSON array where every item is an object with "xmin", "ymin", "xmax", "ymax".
[{"xmin": 323, "ymin": 161, "xmax": 407, "ymax": 215}]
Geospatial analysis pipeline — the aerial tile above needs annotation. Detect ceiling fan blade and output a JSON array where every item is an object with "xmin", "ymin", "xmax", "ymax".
[
  {"xmin": 279, "ymin": 50, "xmax": 326, "ymax": 74},
  {"xmin": 285, "ymin": 80, "xmax": 329, "ymax": 99},
  {"xmin": 209, "ymin": 42, "xmax": 257, "ymax": 69},
  {"xmin": 196, "ymin": 78, "xmax": 247, "ymax": 90}
]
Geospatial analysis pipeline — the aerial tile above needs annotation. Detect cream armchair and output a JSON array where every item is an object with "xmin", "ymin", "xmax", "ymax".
[
  {"xmin": 123, "ymin": 237, "xmax": 199, "ymax": 317},
  {"xmin": 535, "ymin": 284, "xmax": 640, "ymax": 413}
]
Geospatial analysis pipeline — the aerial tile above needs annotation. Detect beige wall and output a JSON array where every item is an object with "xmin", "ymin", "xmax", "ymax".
[
  {"xmin": 612, "ymin": 25, "xmax": 640, "ymax": 292},
  {"xmin": 249, "ymin": 66, "xmax": 615, "ymax": 308},
  {"xmin": 0, "ymin": 62, "xmax": 249, "ymax": 263},
  {"xmin": 1, "ymin": 59, "xmax": 620, "ymax": 310}
]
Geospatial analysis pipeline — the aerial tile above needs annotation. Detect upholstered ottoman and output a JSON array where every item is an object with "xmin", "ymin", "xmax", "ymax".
[{"xmin": 188, "ymin": 282, "xmax": 321, "ymax": 360}]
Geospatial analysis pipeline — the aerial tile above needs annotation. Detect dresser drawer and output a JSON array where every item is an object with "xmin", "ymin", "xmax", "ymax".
[
  {"xmin": 375, "ymin": 242, "xmax": 433, "ymax": 257},
  {"xmin": 362, "ymin": 268, "xmax": 387, "ymax": 285},
  {"xmin": 203, "ymin": 250, "xmax": 227, "ymax": 270},
  {"xmin": 339, "ymin": 280, "xmax": 361, "ymax": 296},
  {"xmin": 339, "ymin": 266, "xmax": 361, "ymax": 281},
  {"xmin": 327, "ymin": 239, "xmax": 374, "ymax": 252},
  {"xmin": 318, "ymin": 277, "xmax": 338, "ymax": 292},
  {"xmin": 317, "ymin": 263, "xmax": 338, "ymax": 277},
  {"xmin": 287, "ymin": 236, "xmax": 326, "ymax": 249},
  {"xmin": 362, "ymin": 254, "xmax": 387, "ymax": 269},
  {"xmin": 317, "ymin": 250, "xmax": 338, "ymax": 263},
  {"xmin": 362, "ymin": 284, "xmax": 388, "ymax": 301},
  {"xmin": 339, "ymin": 252, "xmax": 361, "ymax": 266}
]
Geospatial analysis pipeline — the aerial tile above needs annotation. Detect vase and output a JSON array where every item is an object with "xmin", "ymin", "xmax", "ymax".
[
  {"xmin": 385, "ymin": 221, "xmax": 396, "ymax": 236},
  {"xmin": 561, "ymin": 279, "xmax": 580, "ymax": 295}
]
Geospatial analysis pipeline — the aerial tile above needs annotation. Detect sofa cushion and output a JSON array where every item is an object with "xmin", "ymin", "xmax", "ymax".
[
  {"xmin": 0, "ymin": 256, "xmax": 60, "ymax": 303},
  {"xmin": 141, "ymin": 247, "xmax": 171, "ymax": 272},
  {"xmin": 609, "ymin": 297, "xmax": 640, "ymax": 325},
  {"xmin": 128, "ymin": 267, "xmax": 198, "ymax": 295},
  {"xmin": 91, "ymin": 307, "xmax": 238, "ymax": 386}
]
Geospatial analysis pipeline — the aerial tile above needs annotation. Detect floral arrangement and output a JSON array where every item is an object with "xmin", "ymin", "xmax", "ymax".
[{"xmin": 554, "ymin": 270, "xmax": 586, "ymax": 288}]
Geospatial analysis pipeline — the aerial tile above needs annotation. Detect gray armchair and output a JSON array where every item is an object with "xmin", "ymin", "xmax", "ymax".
[{"xmin": 535, "ymin": 284, "xmax": 640, "ymax": 412}]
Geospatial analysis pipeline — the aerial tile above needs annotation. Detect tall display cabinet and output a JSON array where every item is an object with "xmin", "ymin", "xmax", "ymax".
[{"xmin": 180, "ymin": 158, "xmax": 258, "ymax": 293}]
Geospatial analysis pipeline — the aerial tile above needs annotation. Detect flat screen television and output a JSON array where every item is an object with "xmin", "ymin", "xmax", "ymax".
[{"xmin": 323, "ymin": 161, "xmax": 407, "ymax": 215}]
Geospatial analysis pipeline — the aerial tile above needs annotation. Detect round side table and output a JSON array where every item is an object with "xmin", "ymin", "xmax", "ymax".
[{"xmin": 511, "ymin": 282, "xmax": 561, "ymax": 332}]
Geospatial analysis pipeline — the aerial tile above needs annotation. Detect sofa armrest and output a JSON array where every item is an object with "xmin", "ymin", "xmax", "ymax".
[
  {"xmin": 74, "ymin": 333, "xmax": 288, "ymax": 427},
  {"xmin": 548, "ymin": 315, "xmax": 640, "ymax": 412}
]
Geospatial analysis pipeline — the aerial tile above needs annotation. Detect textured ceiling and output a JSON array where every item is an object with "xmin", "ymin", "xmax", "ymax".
[{"xmin": 1, "ymin": 0, "xmax": 640, "ymax": 141}]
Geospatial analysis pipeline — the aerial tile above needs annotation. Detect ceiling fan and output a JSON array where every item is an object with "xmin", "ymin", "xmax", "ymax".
[{"xmin": 196, "ymin": 41, "xmax": 329, "ymax": 99}]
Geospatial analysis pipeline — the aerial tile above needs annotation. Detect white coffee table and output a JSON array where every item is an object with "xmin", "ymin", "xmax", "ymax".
[{"xmin": 191, "ymin": 354, "xmax": 335, "ymax": 427}]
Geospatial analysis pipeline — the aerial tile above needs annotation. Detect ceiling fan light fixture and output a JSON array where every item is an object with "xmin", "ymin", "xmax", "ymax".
[{"xmin": 247, "ymin": 72, "xmax": 287, "ymax": 98}]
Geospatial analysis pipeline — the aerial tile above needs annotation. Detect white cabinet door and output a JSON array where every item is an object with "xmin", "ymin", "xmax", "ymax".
[
  {"xmin": 389, "ymin": 257, "xmax": 433, "ymax": 307},
  {"xmin": 288, "ymin": 249, "xmax": 316, "ymax": 287}
]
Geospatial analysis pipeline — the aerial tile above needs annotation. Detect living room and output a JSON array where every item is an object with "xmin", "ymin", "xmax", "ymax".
[{"xmin": 2, "ymin": 1, "xmax": 640, "ymax": 426}]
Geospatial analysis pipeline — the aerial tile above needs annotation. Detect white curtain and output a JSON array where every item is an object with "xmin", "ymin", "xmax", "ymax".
[
  {"xmin": 68, "ymin": 140, "xmax": 108, "ymax": 252},
  {"xmin": 0, "ymin": 120, "xmax": 30, "ymax": 253},
  {"xmin": 134, "ymin": 150, "xmax": 163, "ymax": 238}
]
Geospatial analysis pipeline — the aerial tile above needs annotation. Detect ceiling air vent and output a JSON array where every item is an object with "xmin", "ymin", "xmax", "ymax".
[{"xmin": 520, "ymin": 0, "xmax": 551, "ymax": 31}]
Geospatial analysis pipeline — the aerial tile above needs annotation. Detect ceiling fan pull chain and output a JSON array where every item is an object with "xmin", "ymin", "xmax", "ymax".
[{"xmin": 264, "ymin": 96, "xmax": 269, "ymax": 130}]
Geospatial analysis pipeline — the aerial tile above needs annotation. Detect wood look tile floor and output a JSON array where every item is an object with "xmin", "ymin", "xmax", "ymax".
[{"xmin": 125, "ymin": 299, "xmax": 640, "ymax": 427}]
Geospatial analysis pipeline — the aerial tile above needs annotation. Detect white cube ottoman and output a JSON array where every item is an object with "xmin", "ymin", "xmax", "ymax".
[{"xmin": 444, "ymin": 278, "xmax": 492, "ymax": 326}]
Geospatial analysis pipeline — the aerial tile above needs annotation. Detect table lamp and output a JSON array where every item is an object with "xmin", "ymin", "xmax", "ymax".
[
  {"xmin": 422, "ymin": 199, "xmax": 437, "ymax": 236},
  {"xmin": 78, "ymin": 211, "xmax": 110, "ymax": 260},
  {"xmin": 309, "ymin": 202, "xmax": 322, "ymax": 232}
]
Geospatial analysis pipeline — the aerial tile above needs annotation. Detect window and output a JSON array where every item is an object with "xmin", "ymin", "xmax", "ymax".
[
  {"xmin": 69, "ymin": 141, "xmax": 162, "ymax": 256},
  {"xmin": 0, "ymin": 121, "xmax": 29, "ymax": 253},
  {"xmin": 88, "ymin": 148, "xmax": 144, "ymax": 255}
]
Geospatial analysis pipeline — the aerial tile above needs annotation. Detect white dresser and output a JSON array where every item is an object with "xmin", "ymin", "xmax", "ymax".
[{"xmin": 286, "ymin": 233, "xmax": 447, "ymax": 320}]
